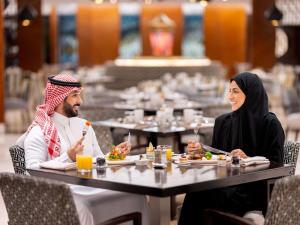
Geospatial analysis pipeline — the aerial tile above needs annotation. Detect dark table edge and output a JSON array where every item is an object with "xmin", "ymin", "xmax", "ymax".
[{"xmin": 27, "ymin": 164, "xmax": 292, "ymax": 197}]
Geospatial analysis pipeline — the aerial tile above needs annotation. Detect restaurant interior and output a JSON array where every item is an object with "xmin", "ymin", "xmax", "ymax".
[{"xmin": 0, "ymin": 0, "xmax": 300, "ymax": 224}]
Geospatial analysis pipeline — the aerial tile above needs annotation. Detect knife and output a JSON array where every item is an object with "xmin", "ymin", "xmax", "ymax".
[{"xmin": 202, "ymin": 144, "xmax": 230, "ymax": 156}]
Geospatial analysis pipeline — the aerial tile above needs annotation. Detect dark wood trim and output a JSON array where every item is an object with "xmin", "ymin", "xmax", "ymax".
[
  {"xmin": 99, "ymin": 212, "xmax": 141, "ymax": 225},
  {"xmin": 49, "ymin": 5, "xmax": 58, "ymax": 64},
  {"xmin": 0, "ymin": 0, "xmax": 5, "ymax": 123},
  {"xmin": 17, "ymin": 0, "xmax": 43, "ymax": 71},
  {"xmin": 204, "ymin": 209, "xmax": 253, "ymax": 225},
  {"xmin": 250, "ymin": 0, "xmax": 275, "ymax": 69}
]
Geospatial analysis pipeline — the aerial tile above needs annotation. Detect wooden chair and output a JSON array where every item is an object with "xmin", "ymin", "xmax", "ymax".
[{"xmin": 0, "ymin": 172, "xmax": 142, "ymax": 225}]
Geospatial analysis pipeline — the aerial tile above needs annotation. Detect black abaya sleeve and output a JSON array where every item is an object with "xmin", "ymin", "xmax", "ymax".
[{"xmin": 259, "ymin": 113, "xmax": 284, "ymax": 164}]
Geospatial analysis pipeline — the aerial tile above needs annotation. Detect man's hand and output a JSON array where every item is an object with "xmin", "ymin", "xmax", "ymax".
[
  {"xmin": 67, "ymin": 137, "xmax": 84, "ymax": 161},
  {"xmin": 230, "ymin": 149, "xmax": 247, "ymax": 159},
  {"xmin": 187, "ymin": 140, "xmax": 201, "ymax": 155},
  {"xmin": 117, "ymin": 141, "xmax": 131, "ymax": 155}
]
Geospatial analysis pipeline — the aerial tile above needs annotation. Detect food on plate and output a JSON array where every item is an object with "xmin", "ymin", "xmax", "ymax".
[
  {"xmin": 146, "ymin": 142, "xmax": 154, "ymax": 152},
  {"xmin": 188, "ymin": 142, "xmax": 204, "ymax": 160},
  {"xmin": 188, "ymin": 154, "xmax": 203, "ymax": 160},
  {"xmin": 218, "ymin": 154, "xmax": 226, "ymax": 160},
  {"xmin": 205, "ymin": 151, "xmax": 213, "ymax": 160},
  {"xmin": 107, "ymin": 146, "xmax": 126, "ymax": 161},
  {"xmin": 146, "ymin": 142, "xmax": 155, "ymax": 159},
  {"xmin": 179, "ymin": 154, "xmax": 188, "ymax": 163}
]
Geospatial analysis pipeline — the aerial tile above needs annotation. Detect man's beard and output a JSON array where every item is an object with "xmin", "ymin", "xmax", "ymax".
[{"xmin": 63, "ymin": 101, "xmax": 80, "ymax": 117}]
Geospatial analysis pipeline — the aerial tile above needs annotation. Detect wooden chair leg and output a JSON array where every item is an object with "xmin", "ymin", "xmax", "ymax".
[{"xmin": 99, "ymin": 212, "xmax": 142, "ymax": 225}]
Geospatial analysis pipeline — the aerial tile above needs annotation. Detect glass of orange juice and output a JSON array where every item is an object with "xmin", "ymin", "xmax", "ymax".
[
  {"xmin": 76, "ymin": 154, "xmax": 93, "ymax": 173},
  {"xmin": 166, "ymin": 145, "xmax": 173, "ymax": 161}
]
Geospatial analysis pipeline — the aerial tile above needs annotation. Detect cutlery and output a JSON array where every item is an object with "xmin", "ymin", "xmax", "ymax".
[{"xmin": 202, "ymin": 144, "xmax": 230, "ymax": 156}]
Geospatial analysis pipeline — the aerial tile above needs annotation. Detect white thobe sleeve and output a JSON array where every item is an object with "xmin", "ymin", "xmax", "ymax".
[
  {"xmin": 24, "ymin": 126, "xmax": 48, "ymax": 168},
  {"xmin": 24, "ymin": 126, "xmax": 72, "ymax": 168}
]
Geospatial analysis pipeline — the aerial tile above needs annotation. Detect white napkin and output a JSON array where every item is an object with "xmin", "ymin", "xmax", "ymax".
[
  {"xmin": 241, "ymin": 156, "xmax": 270, "ymax": 166},
  {"xmin": 40, "ymin": 160, "xmax": 76, "ymax": 171}
]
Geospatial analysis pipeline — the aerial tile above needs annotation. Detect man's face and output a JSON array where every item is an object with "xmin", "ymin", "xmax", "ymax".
[{"xmin": 63, "ymin": 90, "xmax": 83, "ymax": 117}]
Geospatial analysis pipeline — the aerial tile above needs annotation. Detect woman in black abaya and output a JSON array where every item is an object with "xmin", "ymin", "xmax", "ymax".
[{"xmin": 178, "ymin": 72, "xmax": 285, "ymax": 225}]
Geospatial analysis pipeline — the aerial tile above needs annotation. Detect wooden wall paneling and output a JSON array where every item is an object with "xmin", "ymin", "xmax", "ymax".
[
  {"xmin": 140, "ymin": 4, "xmax": 183, "ymax": 56},
  {"xmin": 204, "ymin": 4, "xmax": 248, "ymax": 77},
  {"xmin": 77, "ymin": 5, "xmax": 120, "ymax": 66},
  {"xmin": 251, "ymin": 0, "xmax": 275, "ymax": 69},
  {"xmin": 0, "ymin": 0, "xmax": 4, "ymax": 123},
  {"xmin": 49, "ymin": 5, "xmax": 58, "ymax": 64},
  {"xmin": 17, "ymin": 0, "xmax": 43, "ymax": 72}
]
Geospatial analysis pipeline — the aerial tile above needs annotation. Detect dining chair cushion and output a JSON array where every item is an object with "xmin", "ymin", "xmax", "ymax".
[
  {"xmin": 9, "ymin": 145, "xmax": 26, "ymax": 175},
  {"xmin": 0, "ymin": 172, "xmax": 81, "ymax": 225},
  {"xmin": 0, "ymin": 173, "xmax": 143, "ymax": 225},
  {"xmin": 283, "ymin": 141, "xmax": 300, "ymax": 175},
  {"xmin": 265, "ymin": 175, "xmax": 300, "ymax": 225}
]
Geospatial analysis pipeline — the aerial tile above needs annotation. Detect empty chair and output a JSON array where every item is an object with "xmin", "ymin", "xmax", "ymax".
[
  {"xmin": 281, "ymin": 88, "xmax": 300, "ymax": 141},
  {"xmin": 0, "ymin": 172, "xmax": 142, "ymax": 225},
  {"xmin": 204, "ymin": 175, "xmax": 300, "ymax": 225},
  {"xmin": 79, "ymin": 107, "xmax": 126, "ymax": 146}
]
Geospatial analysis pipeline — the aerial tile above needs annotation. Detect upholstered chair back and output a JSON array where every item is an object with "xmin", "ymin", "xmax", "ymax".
[
  {"xmin": 0, "ymin": 172, "xmax": 81, "ymax": 225},
  {"xmin": 9, "ymin": 145, "xmax": 26, "ymax": 175},
  {"xmin": 265, "ymin": 175, "xmax": 300, "ymax": 225}
]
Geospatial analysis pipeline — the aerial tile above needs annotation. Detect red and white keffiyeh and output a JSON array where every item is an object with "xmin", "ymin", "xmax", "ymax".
[{"xmin": 28, "ymin": 74, "xmax": 81, "ymax": 159}]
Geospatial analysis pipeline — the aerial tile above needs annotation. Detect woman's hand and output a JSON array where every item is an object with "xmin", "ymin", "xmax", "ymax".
[
  {"xmin": 68, "ymin": 137, "xmax": 84, "ymax": 161},
  {"xmin": 117, "ymin": 141, "xmax": 131, "ymax": 155},
  {"xmin": 187, "ymin": 140, "xmax": 201, "ymax": 155},
  {"xmin": 230, "ymin": 149, "xmax": 247, "ymax": 159}
]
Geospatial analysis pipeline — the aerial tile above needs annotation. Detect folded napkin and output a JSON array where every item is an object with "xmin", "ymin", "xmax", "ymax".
[
  {"xmin": 241, "ymin": 156, "xmax": 270, "ymax": 167},
  {"xmin": 242, "ymin": 163, "xmax": 270, "ymax": 173},
  {"xmin": 40, "ymin": 160, "xmax": 76, "ymax": 171}
]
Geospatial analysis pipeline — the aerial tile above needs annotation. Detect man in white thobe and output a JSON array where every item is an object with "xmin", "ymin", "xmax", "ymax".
[{"xmin": 18, "ymin": 74, "xmax": 149, "ymax": 225}]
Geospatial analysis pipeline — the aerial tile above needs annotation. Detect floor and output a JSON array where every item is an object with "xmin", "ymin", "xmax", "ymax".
[{"xmin": 1, "ymin": 130, "xmax": 299, "ymax": 225}]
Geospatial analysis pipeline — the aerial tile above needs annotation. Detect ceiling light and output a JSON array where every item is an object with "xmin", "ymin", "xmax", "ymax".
[{"xmin": 94, "ymin": 0, "xmax": 103, "ymax": 4}]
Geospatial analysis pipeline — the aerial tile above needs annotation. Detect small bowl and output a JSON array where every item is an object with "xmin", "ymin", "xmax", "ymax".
[{"xmin": 135, "ymin": 159, "xmax": 150, "ymax": 166}]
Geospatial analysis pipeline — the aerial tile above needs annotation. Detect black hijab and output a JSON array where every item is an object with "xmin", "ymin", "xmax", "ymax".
[{"xmin": 212, "ymin": 72, "xmax": 284, "ymax": 160}]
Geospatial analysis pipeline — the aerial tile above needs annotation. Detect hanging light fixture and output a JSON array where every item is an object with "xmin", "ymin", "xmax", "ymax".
[
  {"xmin": 264, "ymin": 3, "xmax": 283, "ymax": 27},
  {"xmin": 18, "ymin": 4, "xmax": 38, "ymax": 27}
]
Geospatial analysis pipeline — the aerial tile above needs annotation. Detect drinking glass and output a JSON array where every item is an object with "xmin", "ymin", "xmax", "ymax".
[
  {"xmin": 193, "ymin": 115, "xmax": 203, "ymax": 141},
  {"xmin": 165, "ymin": 145, "xmax": 173, "ymax": 161},
  {"xmin": 76, "ymin": 154, "xmax": 93, "ymax": 173}
]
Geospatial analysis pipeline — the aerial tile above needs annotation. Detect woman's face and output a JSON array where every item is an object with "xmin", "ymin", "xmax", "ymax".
[{"xmin": 227, "ymin": 80, "xmax": 246, "ymax": 111}]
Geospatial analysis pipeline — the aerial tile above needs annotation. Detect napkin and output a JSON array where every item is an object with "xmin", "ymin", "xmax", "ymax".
[
  {"xmin": 241, "ymin": 156, "xmax": 270, "ymax": 167},
  {"xmin": 40, "ymin": 160, "xmax": 76, "ymax": 171}
]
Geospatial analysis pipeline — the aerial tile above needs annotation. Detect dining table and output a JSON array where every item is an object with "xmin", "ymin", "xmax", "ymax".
[
  {"xmin": 28, "ymin": 159, "xmax": 292, "ymax": 225},
  {"xmin": 93, "ymin": 116, "xmax": 215, "ymax": 152}
]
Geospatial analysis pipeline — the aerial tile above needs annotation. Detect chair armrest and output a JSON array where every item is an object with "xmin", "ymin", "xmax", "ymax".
[
  {"xmin": 98, "ymin": 212, "xmax": 141, "ymax": 225},
  {"xmin": 204, "ymin": 209, "xmax": 254, "ymax": 225}
]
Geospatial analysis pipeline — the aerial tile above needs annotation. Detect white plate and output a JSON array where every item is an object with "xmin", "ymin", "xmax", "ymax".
[
  {"xmin": 135, "ymin": 159, "xmax": 150, "ymax": 166},
  {"xmin": 106, "ymin": 158, "xmax": 135, "ymax": 165},
  {"xmin": 188, "ymin": 159, "xmax": 218, "ymax": 165},
  {"xmin": 174, "ymin": 160, "xmax": 191, "ymax": 165}
]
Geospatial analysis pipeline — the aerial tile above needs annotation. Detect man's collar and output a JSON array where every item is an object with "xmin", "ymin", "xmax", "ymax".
[{"xmin": 52, "ymin": 112, "xmax": 71, "ymax": 127}]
